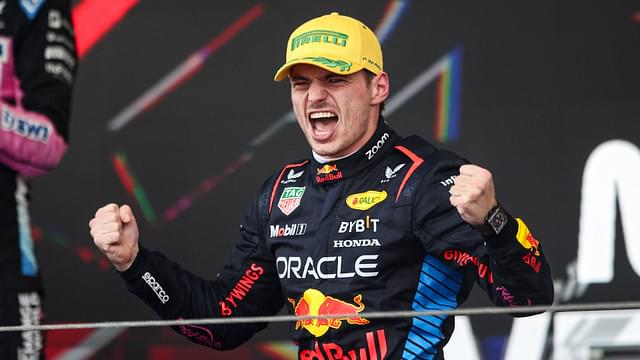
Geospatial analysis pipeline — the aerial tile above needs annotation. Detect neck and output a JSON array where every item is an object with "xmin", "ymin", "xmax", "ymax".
[{"xmin": 312, "ymin": 148, "xmax": 359, "ymax": 164}]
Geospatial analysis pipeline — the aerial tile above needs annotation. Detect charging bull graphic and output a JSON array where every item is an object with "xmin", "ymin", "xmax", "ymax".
[{"xmin": 288, "ymin": 289, "xmax": 369, "ymax": 337}]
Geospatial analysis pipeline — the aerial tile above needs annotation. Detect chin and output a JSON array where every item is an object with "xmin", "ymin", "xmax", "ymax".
[
  {"xmin": 311, "ymin": 139, "xmax": 346, "ymax": 158},
  {"xmin": 311, "ymin": 143, "xmax": 332, "ymax": 155}
]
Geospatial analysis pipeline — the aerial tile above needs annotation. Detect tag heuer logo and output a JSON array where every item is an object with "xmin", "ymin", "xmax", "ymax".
[{"xmin": 278, "ymin": 187, "xmax": 305, "ymax": 216}]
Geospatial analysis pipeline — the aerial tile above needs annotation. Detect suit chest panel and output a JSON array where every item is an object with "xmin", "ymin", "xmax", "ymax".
[{"xmin": 265, "ymin": 159, "xmax": 423, "ymax": 287}]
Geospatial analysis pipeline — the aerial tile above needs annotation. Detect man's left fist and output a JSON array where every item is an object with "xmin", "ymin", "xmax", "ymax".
[{"xmin": 449, "ymin": 164, "xmax": 498, "ymax": 225}]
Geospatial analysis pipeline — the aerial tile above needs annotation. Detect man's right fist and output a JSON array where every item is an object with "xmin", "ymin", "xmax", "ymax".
[{"xmin": 89, "ymin": 203, "xmax": 139, "ymax": 272}]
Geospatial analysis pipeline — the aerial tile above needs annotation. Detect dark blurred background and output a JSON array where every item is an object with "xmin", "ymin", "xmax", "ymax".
[{"xmin": 28, "ymin": 0, "xmax": 640, "ymax": 358}]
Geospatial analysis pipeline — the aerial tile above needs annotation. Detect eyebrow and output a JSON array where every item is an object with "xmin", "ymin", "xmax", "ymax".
[
  {"xmin": 289, "ymin": 74, "xmax": 349, "ymax": 81},
  {"xmin": 289, "ymin": 75, "xmax": 308, "ymax": 82}
]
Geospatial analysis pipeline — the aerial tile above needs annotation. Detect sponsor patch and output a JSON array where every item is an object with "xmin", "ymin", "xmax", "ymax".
[
  {"xmin": 290, "ymin": 30, "xmax": 348, "ymax": 51},
  {"xmin": 45, "ymin": 61, "xmax": 74, "ymax": 84},
  {"xmin": 439, "ymin": 175, "xmax": 456, "ymax": 187},
  {"xmin": 270, "ymin": 223, "xmax": 307, "ymax": 237},
  {"xmin": 46, "ymin": 31, "xmax": 76, "ymax": 50},
  {"xmin": 316, "ymin": 164, "xmax": 343, "ymax": 183},
  {"xmin": 142, "ymin": 272, "xmax": 170, "ymax": 304},
  {"xmin": 1, "ymin": 106, "xmax": 51, "ymax": 143},
  {"xmin": 278, "ymin": 186, "xmax": 305, "ymax": 215},
  {"xmin": 17, "ymin": 292, "xmax": 43, "ymax": 358},
  {"xmin": 317, "ymin": 164, "xmax": 338, "ymax": 175},
  {"xmin": 522, "ymin": 252, "xmax": 542, "ymax": 273},
  {"xmin": 218, "ymin": 263, "xmax": 265, "ymax": 316},
  {"xmin": 443, "ymin": 249, "xmax": 494, "ymax": 284},
  {"xmin": 333, "ymin": 238, "xmax": 381, "ymax": 248},
  {"xmin": 495, "ymin": 286, "xmax": 518, "ymax": 306},
  {"xmin": 44, "ymin": 45, "xmax": 76, "ymax": 68},
  {"xmin": 299, "ymin": 329, "xmax": 387, "ymax": 360},
  {"xmin": 381, "ymin": 163, "xmax": 405, "ymax": 183},
  {"xmin": 288, "ymin": 289, "xmax": 368, "ymax": 337},
  {"xmin": 346, "ymin": 190, "xmax": 387, "ymax": 210},
  {"xmin": 338, "ymin": 216, "xmax": 379, "ymax": 233},
  {"xmin": 281, "ymin": 169, "xmax": 304, "ymax": 184},
  {"xmin": 515, "ymin": 218, "xmax": 540, "ymax": 255},
  {"xmin": 366, "ymin": 132, "xmax": 390, "ymax": 160},
  {"xmin": 276, "ymin": 255, "xmax": 379, "ymax": 280}
]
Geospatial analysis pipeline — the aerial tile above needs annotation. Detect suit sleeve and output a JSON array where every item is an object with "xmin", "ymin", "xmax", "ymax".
[
  {"xmin": 412, "ymin": 151, "xmax": 554, "ymax": 311},
  {"xmin": 0, "ymin": 0, "xmax": 76, "ymax": 177},
  {"xmin": 119, "ymin": 184, "xmax": 284, "ymax": 350}
]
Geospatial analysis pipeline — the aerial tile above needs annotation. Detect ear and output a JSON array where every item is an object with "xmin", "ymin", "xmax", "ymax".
[{"xmin": 370, "ymin": 72, "xmax": 390, "ymax": 106}]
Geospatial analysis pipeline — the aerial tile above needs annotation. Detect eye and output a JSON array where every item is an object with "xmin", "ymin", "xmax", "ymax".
[
  {"xmin": 291, "ymin": 80, "xmax": 309, "ymax": 89},
  {"xmin": 328, "ymin": 77, "xmax": 347, "ymax": 84}
]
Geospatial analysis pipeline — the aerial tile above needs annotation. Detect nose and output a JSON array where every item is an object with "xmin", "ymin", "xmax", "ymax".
[{"xmin": 307, "ymin": 80, "xmax": 327, "ymax": 104}]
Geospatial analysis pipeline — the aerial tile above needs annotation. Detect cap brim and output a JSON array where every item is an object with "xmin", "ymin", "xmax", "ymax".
[{"xmin": 273, "ymin": 57, "xmax": 365, "ymax": 81}]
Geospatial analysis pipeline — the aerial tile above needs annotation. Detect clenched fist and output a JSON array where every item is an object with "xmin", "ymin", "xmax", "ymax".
[
  {"xmin": 449, "ymin": 164, "xmax": 498, "ymax": 225},
  {"xmin": 89, "ymin": 203, "xmax": 139, "ymax": 272}
]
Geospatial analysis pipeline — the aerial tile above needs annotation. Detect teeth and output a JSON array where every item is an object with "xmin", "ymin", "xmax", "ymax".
[{"xmin": 309, "ymin": 112, "xmax": 337, "ymax": 120}]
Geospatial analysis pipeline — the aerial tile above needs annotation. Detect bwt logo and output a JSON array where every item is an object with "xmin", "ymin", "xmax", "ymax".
[
  {"xmin": 270, "ymin": 223, "xmax": 307, "ymax": 237},
  {"xmin": 142, "ymin": 272, "xmax": 170, "ymax": 304},
  {"xmin": 1, "ymin": 107, "xmax": 51, "ymax": 143}
]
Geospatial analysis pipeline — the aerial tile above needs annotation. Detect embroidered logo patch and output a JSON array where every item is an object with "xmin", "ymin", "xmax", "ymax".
[
  {"xmin": 346, "ymin": 191, "xmax": 387, "ymax": 210},
  {"xmin": 278, "ymin": 187, "xmax": 305, "ymax": 216}
]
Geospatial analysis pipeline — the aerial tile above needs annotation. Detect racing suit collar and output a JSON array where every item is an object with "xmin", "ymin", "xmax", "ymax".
[{"xmin": 312, "ymin": 117, "xmax": 399, "ymax": 185}]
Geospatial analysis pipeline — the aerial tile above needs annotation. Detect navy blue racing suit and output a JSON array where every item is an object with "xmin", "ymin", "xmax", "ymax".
[{"xmin": 120, "ymin": 119, "xmax": 553, "ymax": 359}]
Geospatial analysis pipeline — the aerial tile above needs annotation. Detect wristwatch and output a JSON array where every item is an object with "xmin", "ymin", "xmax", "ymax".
[{"xmin": 474, "ymin": 204, "xmax": 509, "ymax": 235}]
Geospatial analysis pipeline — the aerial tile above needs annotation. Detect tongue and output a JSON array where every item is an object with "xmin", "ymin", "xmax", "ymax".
[{"xmin": 312, "ymin": 117, "xmax": 338, "ymax": 141}]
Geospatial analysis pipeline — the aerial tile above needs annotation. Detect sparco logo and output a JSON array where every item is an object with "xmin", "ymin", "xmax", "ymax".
[
  {"xmin": 366, "ymin": 132, "xmax": 389, "ymax": 160},
  {"xmin": 142, "ymin": 272, "xmax": 170, "ymax": 304},
  {"xmin": 276, "ymin": 255, "xmax": 379, "ymax": 279},
  {"xmin": 333, "ymin": 239, "xmax": 381, "ymax": 248},
  {"xmin": 270, "ymin": 223, "xmax": 307, "ymax": 237}
]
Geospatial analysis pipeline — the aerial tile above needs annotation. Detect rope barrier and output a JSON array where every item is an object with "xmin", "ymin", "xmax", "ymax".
[{"xmin": 2, "ymin": 301, "xmax": 640, "ymax": 333}]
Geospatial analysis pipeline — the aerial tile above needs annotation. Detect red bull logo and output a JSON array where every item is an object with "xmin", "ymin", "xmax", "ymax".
[
  {"xmin": 316, "ymin": 164, "xmax": 343, "ymax": 184},
  {"xmin": 317, "ymin": 164, "xmax": 339, "ymax": 175},
  {"xmin": 288, "ymin": 289, "xmax": 369, "ymax": 337},
  {"xmin": 300, "ymin": 329, "xmax": 388, "ymax": 360},
  {"xmin": 515, "ymin": 218, "xmax": 540, "ymax": 256},
  {"xmin": 525, "ymin": 233, "xmax": 540, "ymax": 256}
]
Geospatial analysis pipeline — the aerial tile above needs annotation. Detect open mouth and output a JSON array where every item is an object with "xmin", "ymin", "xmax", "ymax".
[{"xmin": 309, "ymin": 111, "xmax": 338, "ymax": 142}]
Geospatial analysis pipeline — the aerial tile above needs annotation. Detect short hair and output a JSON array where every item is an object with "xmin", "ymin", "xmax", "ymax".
[{"xmin": 365, "ymin": 71, "xmax": 386, "ymax": 113}]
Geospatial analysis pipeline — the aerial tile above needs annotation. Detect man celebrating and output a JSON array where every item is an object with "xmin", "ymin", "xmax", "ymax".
[{"xmin": 90, "ymin": 12, "xmax": 552, "ymax": 359}]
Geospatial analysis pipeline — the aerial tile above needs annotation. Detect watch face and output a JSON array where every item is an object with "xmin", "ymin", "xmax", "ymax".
[{"xmin": 488, "ymin": 207, "xmax": 508, "ymax": 234}]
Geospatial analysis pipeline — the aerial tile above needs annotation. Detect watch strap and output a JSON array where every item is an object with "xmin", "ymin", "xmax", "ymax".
[{"xmin": 473, "ymin": 203, "xmax": 509, "ymax": 236}]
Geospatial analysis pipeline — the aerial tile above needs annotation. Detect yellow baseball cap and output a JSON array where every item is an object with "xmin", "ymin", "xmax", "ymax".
[{"xmin": 274, "ymin": 12, "xmax": 383, "ymax": 81}]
